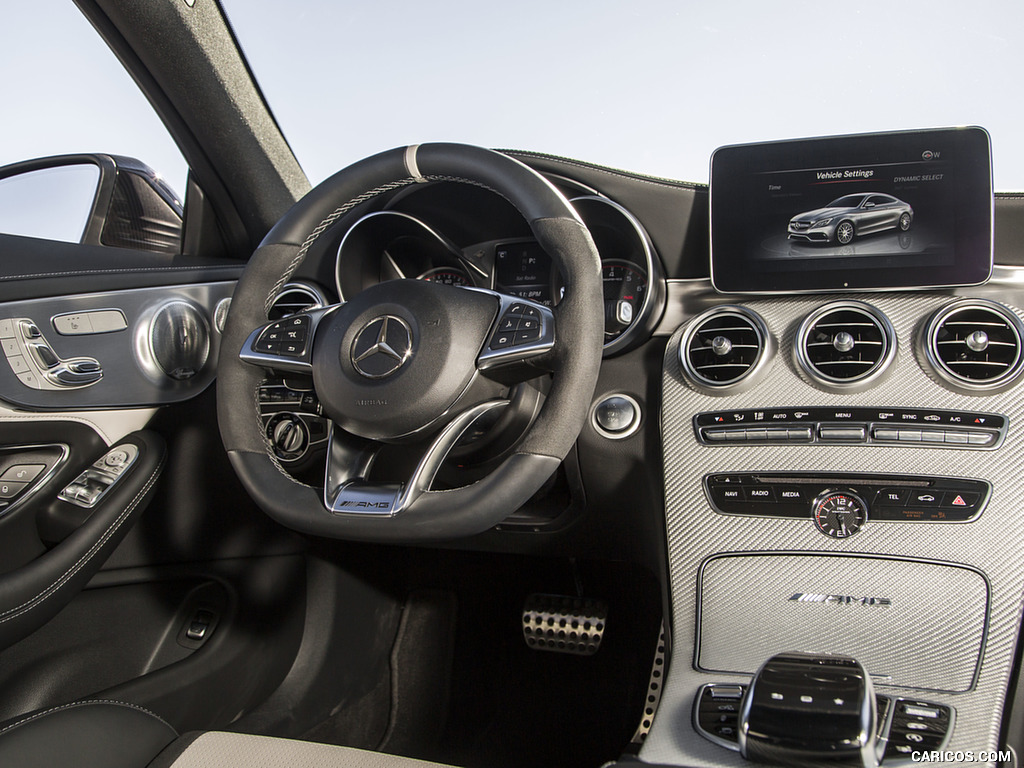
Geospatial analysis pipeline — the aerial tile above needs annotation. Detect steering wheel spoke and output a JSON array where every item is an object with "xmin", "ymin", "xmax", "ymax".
[
  {"xmin": 476, "ymin": 293, "xmax": 556, "ymax": 377},
  {"xmin": 324, "ymin": 399, "xmax": 509, "ymax": 516},
  {"xmin": 239, "ymin": 305, "xmax": 340, "ymax": 374}
]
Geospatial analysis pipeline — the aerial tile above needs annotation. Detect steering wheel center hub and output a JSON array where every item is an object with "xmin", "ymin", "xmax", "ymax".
[{"xmin": 312, "ymin": 280, "xmax": 498, "ymax": 441}]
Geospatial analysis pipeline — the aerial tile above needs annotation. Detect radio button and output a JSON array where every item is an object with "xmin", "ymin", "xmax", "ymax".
[
  {"xmin": 787, "ymin": 428, "xmax": 813, "ymax": 441},
  {"xmin": 746, "ymin": 487, "xmax": 775, "ymax": 503},
  {"xmin": 872, "ymin": 427, "xmax": 900, "ymax": 441}
]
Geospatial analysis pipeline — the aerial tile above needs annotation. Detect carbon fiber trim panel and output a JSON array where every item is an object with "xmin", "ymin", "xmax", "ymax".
[
  {"xmin": 642, "ymin": 289, "xmax": 1024, "ymax": 768},
  {"xmin": 698, "ymin": 553, "xmax": 988, "ymax": 692}
]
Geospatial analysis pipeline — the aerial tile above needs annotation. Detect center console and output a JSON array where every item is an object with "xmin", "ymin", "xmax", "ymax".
[{"xmin": 637, "ymin": 129, "xmax": 1023, "ymax": 767}]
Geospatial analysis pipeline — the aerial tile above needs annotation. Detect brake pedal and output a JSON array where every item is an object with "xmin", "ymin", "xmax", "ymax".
[{"xmin": 522, "ymin": 593, "xmax": 607, "ymax": 656}]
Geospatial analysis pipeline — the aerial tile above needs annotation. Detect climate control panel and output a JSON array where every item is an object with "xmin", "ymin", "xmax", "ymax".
[{"xmin": 694, "ymin": 407, "xmax": 1006, "ymax": 449}]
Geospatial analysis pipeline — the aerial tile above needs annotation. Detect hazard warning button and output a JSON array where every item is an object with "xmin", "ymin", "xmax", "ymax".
[{"xmin": 941, "ymin": 492, "xmax": 980, "ymax": 509}]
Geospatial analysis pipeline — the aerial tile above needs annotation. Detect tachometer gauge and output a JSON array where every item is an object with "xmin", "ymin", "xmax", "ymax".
[
  {"xmin": 602, "ymin": 260, "xmax": 648, "ymax": 340},
  {"xmin": 418, "ymin": 267, "xmax": 471, "ymax": 287}
]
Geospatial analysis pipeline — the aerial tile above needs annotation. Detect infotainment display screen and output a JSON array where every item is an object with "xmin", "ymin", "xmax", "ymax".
[{"xmin": 709, "ymin": 127, "xmax": 992, "ymax": 294}]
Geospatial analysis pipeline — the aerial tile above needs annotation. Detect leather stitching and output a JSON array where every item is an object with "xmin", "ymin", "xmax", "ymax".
[
  {"xmin": 0, "ymin": 699, "xmax": 176, "ymax": 738},
  {"xmin": 0, "ymin": 452, "xmax": 165, "ymax": 624}
]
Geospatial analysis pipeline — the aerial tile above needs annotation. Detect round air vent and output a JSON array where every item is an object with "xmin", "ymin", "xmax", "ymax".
[
  {"xmin": 922, "ymin": 299, "xmax": 1024, "ymax": 393},
  {"xmin": 679, "ymin": 306, "xmax": 773, "ymax": 393},
  {"xmin": 796, "ymin": 301, "xmax": 896, "ymax": 391},
  {"xmin": 268, "ymin": 282, "xmax": 326, "ymax": 321}
]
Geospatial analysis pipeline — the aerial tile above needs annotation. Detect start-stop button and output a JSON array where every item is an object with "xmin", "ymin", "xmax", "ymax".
[{"xmin": 591, "ymin": 394, "xmax": 641, "ymax": 439}]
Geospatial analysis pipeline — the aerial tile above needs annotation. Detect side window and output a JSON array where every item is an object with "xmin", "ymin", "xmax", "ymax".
[{"xmin": 0, "ymin": 4, "xmax": 188, "ymax": 252}]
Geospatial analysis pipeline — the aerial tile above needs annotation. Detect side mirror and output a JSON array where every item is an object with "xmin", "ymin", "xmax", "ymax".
[
  {"xmin": 0, "ymin": 154, "xmax": 183, "ymax": 253},
  {"xmin": 863, "ymin": 201, "xmax": 876, "ymax": 209}
]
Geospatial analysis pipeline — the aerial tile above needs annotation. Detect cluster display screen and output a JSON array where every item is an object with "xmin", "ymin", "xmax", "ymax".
[{"xmin": 709, "ymin": 127, "xmax": 993, "ymax": 293}]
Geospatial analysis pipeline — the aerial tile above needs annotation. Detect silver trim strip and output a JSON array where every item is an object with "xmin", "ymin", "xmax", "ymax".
[{"xmin": 404, "ymin": 144, "xmax": 426, "ymax": 183}]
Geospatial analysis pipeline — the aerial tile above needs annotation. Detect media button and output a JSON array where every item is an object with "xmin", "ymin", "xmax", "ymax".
[{"xmin": 775, "ymin": 486, "xmax": 806, "ymax": 503}]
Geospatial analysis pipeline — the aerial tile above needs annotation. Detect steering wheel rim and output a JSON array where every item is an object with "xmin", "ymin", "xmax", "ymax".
[{"xmin": 217, "ymin": 143, "xmax": 603, "ymax": 542}]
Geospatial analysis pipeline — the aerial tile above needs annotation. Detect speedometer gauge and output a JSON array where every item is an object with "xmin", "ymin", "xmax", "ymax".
[
  {"xmin": 418, "ymin": 267, "xmax": 471, "ymax": 287},
  {"xmin": 602, "ymin": 260, "xmax": 648, "ymax": 340}
]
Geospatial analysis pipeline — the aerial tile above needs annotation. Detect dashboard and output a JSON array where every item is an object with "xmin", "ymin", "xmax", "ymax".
[{"xmin": 270, "ymin": 138, "xmax": 1024, "ymax": 766}]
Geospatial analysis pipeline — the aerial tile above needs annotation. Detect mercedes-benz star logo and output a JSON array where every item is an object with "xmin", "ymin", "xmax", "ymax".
[{"xmin": 351, "ymin": 315, "xmax": 414, "ymax": 379}]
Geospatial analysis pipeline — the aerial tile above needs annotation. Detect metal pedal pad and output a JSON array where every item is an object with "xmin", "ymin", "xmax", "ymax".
[{"xmin": 522, "ymin": 593, "xmax": 607, "ymax": 656}]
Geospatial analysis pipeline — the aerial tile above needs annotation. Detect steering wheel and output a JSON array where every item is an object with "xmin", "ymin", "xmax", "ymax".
[{"xmin": 217, "ymin": 144, "xmax": 603, "ymax": 541}]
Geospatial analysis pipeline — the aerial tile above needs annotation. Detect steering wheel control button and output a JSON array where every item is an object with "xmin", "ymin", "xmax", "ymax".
[
  {"xmin": 61, "ymin": 443, "xmax": 140, "ymax": 509},
  {"xmin": 592, "ymin": 394, "xmax": 641, "ymax": 439}
]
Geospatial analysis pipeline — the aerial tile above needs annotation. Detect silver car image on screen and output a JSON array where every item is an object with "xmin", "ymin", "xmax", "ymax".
[{"xmin": 787, "ymin": 193, "xmax": 914, "ymax": 244}]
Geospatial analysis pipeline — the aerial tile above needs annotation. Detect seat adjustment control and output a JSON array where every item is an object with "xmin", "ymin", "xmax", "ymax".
[{"xmin": 0, "ymin": 317, "xmax": 103, "ymax": 390}]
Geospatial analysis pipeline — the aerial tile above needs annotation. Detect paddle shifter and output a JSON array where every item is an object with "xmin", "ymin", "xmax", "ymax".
[{"xmin": 738, "ymin": 651, "xmax": 876, "ymax": 767}]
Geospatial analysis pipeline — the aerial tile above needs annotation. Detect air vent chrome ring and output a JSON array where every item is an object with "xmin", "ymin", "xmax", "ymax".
[
  {"xmin": 796, "ymin": 300, "xmax": 896, "ymax": 392},
  {"xmin": 921, "ymin": 298, "xmax": 1024, "ymax": 394},
  {"xmin": 678, "ymin": 306, "xmax": 773, "ymax": 395}
]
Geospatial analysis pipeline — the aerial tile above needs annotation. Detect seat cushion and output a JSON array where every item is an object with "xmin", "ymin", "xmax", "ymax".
[
  {"xmin": 0, "ymin": 699, "xmax": 178, "ymax": 768},
  {"xmin": 159, "ymin": 731, "xmax": 456, "ymax": 767}
]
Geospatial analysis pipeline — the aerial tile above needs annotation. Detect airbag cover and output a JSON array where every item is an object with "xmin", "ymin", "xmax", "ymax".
[{"xmin": 312, "ymin": 280, "xmax": 498, "ymax": 440}]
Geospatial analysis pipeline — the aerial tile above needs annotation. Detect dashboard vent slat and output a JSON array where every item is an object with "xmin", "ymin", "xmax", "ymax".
[
  {"xmin": 679, "ymin": 306, "xmax": 772, "ymax": 391},
  {"xmin": 796, "ymin": 302, "xmax": 896, "ymax": 391},
  {"xmin": 924, "ymin": 300, "xmax": 1024, "ymax": 391},
  {"xmin": 268, "ymin": 282, "xmax": 326, "ymax": 322}
]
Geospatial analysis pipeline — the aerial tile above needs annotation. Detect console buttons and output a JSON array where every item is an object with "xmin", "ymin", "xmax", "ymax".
[
  {"xmin": 710, "ymin": 486, "xmax": 746, "ymax": 505},
  {"xmin": 875, "ymin": 488, "xmax": 910, "ymax": 506},
  {"xmin": 943, "ymin": 431, "xmax": 970, "ymax": 445},
  {"xmin": 908, "ymin": 491, "xmax": 941, "ymax": 507},
  {"xmin": 942, "ymin": 491, "xmax": 979, "ymax": 509},
  {"xmin": 967, "ymin": 432, "xmax": 996, "ymax": 446},
  {"xmin": 873, "ymin": 427, "xmax": 900, "ymax": 441},
  {"xmin": 787, "ymin": 428, "xmax": 813, "ymax": 441},
  {"xmin": 818, "ymin": 426, "xmax": 866, "ymax": 441},
  {"xmin": 775, "ymin": 487, "xmax": 806, "ymax": 503},
  {"xmin": 897, "ymin": 429, "xmax": 922, "ymax": 442},
  {"xmin": 746, "ymin": 487, "xmax": 775, "ymax": 503}
]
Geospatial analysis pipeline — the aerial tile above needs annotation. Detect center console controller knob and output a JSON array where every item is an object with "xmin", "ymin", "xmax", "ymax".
[{"xmin": 738, "ymin": 651, "xmax": 877, "ymax": 767}]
